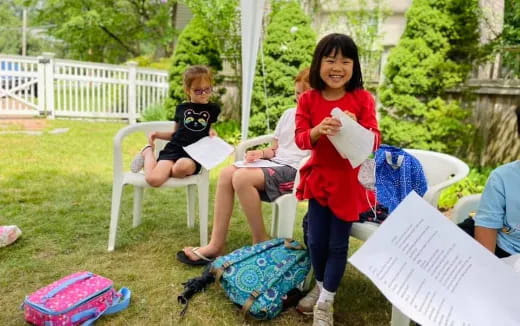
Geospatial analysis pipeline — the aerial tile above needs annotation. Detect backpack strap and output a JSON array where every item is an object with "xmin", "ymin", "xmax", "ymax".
[
  {"xmin": 241, "ymin": 289, "xmax": 262, "ymax": 317},
  {"xmin": 284, "ymin": 238, "xmax": 304, "ymax": 250},
  {"xmin": 80, "ymin": 287, "xmax": 131, "ymax": 326},
  {"xmin": 240, "ymin": 248, "xmax": 308, "ymax": 317},
  {"xmin": 213, "ymin": 261, "xmax": 232, "ymax": 283}
]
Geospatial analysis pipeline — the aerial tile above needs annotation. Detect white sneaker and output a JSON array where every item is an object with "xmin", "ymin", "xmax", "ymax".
[
  {"xmin": 313, "ymin": 301, "xmax": 334, "ymax": 326},
  {"xmin": 130, "ymin": 145, "xmax": 152, "ymax": 173},
  {"xmin": 296, "ymin": 284, "xmax": 320, "ymax": 315}
]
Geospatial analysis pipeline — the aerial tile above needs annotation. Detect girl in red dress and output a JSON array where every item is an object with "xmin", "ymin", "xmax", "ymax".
[{"xmin": 294, "ymin": 33, "xmax": 380, "ymax": 325}]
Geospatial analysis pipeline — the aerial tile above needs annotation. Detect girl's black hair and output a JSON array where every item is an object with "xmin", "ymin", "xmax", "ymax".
[{"xmin": 309, "ymin": 33, "xmax": 363, "ymax": 91}]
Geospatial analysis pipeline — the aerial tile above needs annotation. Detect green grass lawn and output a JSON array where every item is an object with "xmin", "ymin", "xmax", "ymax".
[{"xmin": 0, "ymin": 120, "xmax": 391, "ymax": 326}]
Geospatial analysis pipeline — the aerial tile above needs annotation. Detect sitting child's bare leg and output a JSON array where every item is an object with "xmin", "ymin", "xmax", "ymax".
[
  {"xmin": 232, "ymin": 168, "xmax": 270, "ymax": 244},
  {"xmin": 171, "ymin": 158, "xmax": 197, "ymax": 178},
  {"xmin": 182, "ymin": 165, "xmax": 238, "ymax": 262},
  {"xmin": 144, "ymin": 159, "xmax": 173, "ymax": 187}
]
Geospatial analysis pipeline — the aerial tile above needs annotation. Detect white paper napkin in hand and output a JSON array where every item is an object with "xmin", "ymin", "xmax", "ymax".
[
  {"xmin": 183, "ymin": 136, "xmax": 234, "ymax": 170},
  {"xmin": 327, "ymin": 107, "xmax": 375, "ymax": 168}
]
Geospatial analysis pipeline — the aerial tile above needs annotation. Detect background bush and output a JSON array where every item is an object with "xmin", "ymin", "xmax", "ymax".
[
  {"xmin": 249, "ymin": 0, "xmax": 316, "ymax": 137},
  {"xmin": 438, "ymin": 167, "xmax": 492, "ymax": 209},
  {"xmin": 378, "ymin": 0, "xmax": 482, "ymax": 155},
  {"xmin": 213, "ymin": 120, "xmax": 241, "ymax": 145},
  {"xmin": 140, "ymin": 103, "xmax": 169, "ymax": 122}
]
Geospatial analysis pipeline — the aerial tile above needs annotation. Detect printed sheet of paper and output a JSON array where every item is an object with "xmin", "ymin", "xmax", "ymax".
[
  {"xmin": 182, "ymin": 136, "xmax": 234, "ymax": 170},
  {"xmin": 233, "ymin": 159, "xmax": 284, "ymax": 168},
  {"xmin": 350, "ymin": 192, "xmax": 520, "ymax": 326},
  {"xmin": 502, "ymin": 254, "xmax": 520, "ymax": 273},
  {"xmin": 327, "ymin": 107, "xmax": 374, "ymax": 168}
]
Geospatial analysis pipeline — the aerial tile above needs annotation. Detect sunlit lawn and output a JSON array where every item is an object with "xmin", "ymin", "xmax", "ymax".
[{"xmin": 0, "ymin": 119, "xmax": 391, "ymax": 325}]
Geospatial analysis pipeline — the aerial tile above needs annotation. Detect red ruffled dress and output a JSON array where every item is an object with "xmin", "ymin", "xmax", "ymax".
[{"xmin": 295, "ymin": 88, "xmax": 381, "ymax": 222}]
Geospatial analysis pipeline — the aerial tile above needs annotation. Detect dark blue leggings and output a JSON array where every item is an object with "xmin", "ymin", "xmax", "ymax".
[{"xmin": 307, "ymin": 199, "xmax": 352, "ymax": 292}]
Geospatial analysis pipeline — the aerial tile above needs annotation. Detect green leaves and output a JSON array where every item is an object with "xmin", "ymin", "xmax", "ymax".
[
  {"xmin": 249, "ymin": 0, "xmax": 316, "ymax": 136},
  {"xmin": 33, "ymin": 0, "xmax": 179, "ymax": 62},
  {"xmin": 166, "ymin": 15, "xmax": 223, "ymax": 119},
  {"xmin": 378, "ymin": 0, "xmax": 481, "ymax": 155}
]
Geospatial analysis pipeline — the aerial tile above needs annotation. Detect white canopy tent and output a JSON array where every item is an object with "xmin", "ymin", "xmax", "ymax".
[{"xmin": 240, "ymin": 0, "xmax": 265, "ymax": 141}]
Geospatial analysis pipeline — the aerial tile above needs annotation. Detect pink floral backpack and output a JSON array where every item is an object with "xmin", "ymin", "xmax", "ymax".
[{"xmin": 22, "ymin": 271, "xmax": 131, "ymax": 326}]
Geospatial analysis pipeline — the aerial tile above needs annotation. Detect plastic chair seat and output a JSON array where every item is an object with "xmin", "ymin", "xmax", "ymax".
[{"xmin": 451, "ymin": 193, "xmax": 482, "ymax": 224}]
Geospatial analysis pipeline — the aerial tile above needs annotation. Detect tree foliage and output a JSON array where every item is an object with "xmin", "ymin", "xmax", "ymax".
[
  {"xmin": 378, "ymin": 0, "xmax": 482, "ymax": 154},
  {"xmin": 0, "ymin": 0, "xmax": 59, "ymax": 56},
  {"xmin": 502, "ymin": 0, "xmax": 520, "ymax": 77},
  {"xmin": 183, "ymin": 0, "xmax": 241, "ymax": 116},
  {"xmin": 249, "ymin": 0, "xmax": 316, "ymax": 136},
  {"xmin": 0, "ymin": 1, "xmax": 24, "ymax": 55},
  {"xmin": 165, "ymin": 15, "xmax": 223, "ymax": 120},
  {"xmin": 327, "ymin": 0, "xmax": 391, "ymax": 83},
  {"xmin": 35, "ymin": 0, "xmax": 178, "ymax": 63}
]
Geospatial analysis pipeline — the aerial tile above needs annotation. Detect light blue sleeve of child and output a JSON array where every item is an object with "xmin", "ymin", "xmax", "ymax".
[{"xmin": 474, "ymin": 171, "xmax": 506, "ymax": 229}]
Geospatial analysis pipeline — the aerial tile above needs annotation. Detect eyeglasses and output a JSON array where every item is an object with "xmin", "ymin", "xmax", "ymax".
[{"xmin": 192, "ymin": 87, "xmax": 212, "ymax": 95}]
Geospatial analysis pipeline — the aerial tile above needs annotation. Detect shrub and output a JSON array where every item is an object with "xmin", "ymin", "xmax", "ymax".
[
  {"xmin": 378, "ymin": 0, "xmax": 482, "ymax": 155},
  {"xmin": 249, "ymin": 0, "xmax": 316, "ymax": 137},
  {"xmin": 213, "ymin": 120, "xmax": 241, "ymax": 145},
  {"xmin": 140, "ymin": 103, "xmax": 168, "ymax": 122},
  {"xmin": 165, "ymin": 15, "xmax": 224, "ymax": 120},
  {"xmin": 438, "ymin": 167, "xmax": 493, "ymax": 209},
  {"xmin": 502, "ymin": 0, "xmax": 520, "ymax": 77},
  {"xmin": 132, "ymin": 55, "xmax": 173, "ymax": 70}
]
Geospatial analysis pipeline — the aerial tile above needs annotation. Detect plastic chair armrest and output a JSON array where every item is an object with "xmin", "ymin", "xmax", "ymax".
[
  {"xmin": 235, "ymin": 134, "xmax": 275, "ymax": 161},
  {"xmin": 113, "ymin": 122, "xmax": 175, "ymax": 180}
]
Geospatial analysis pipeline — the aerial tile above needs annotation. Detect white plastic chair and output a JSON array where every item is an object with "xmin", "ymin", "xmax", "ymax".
[
  {"xmin": 107, "ymin": 121, "xmax": 209, "ymax": 251},
  {"xmin": 451, "ymin": 193, "xmax": 482, "ymax": 224},
  {"xmin": 235, "ymin": 134, "xmax": 308, "ymax": 238},
  {"xmin": 350, "ymin": 148, "xmax": 470, "ymax": 326}
]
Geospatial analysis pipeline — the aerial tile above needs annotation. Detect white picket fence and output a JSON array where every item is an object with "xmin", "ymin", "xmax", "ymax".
[{"xmin": 0, "ymin": 53, "xmax": 169, "ymax": 123}]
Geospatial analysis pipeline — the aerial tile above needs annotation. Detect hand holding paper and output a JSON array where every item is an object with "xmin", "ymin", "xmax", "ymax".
[{"xmin": 327, "ymin": 107, "xmax": 374, "ymax": 168}]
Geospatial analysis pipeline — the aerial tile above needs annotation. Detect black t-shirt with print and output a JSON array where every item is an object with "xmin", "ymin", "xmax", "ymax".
[{"xmin": 171, "ymin": 102, "xmax": 220, "ymax": 146}]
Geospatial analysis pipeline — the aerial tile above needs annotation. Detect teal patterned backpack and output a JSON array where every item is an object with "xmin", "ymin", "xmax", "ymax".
[{"xmin": 211, "ymin": 238, "xmax": 311, "ymax": 319}]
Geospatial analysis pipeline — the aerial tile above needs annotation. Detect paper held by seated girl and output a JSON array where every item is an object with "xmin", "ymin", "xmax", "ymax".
[
  {"xmin": 183, "ymin": 136, "xmax": 234, "ymax": 170},
  {"xmin": 327, "ymin": 107, "xmax": 374, "ymax": 168},
  {"xmin": 233, "ymin": 159, "xmax": 284, "ymax": 168}
]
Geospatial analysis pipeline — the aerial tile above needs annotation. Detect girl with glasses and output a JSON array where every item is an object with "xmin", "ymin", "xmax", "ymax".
[
  {"xmin": 177, "ymin": 68, "xmax": 312, "ymax": 266},
  {"xmin": 130, "ymin": 65, "xmax": 220, "ymax": 186}
]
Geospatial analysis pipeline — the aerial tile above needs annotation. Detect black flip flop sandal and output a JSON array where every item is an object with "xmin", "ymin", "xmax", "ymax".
[{"xmin": 176, "ymin": 247, "xmax": 215, "ymax": 266}]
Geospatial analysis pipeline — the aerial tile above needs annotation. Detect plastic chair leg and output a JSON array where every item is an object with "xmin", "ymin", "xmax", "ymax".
[
  {"xmin": 186, "ymin": 184, "xmax": 196, "ymax": 228},
  {"xmin": 132, "ymin": 186, "xmax": 144, "ymax": 227},
  {"xmin": 270, "ymin": 203, "xmax": 279, "ymax": 238},
  {"xmin": 273, "ymin": 194, "xmax": 297, "ymax": 238},
  {"xmin": 391, "ymin": 305, "xmax": 410, "ymax": 326},
  {"xmin": 197, "ymin": 179, "xmax": 209, "ymax": 246},
  {"xmin": 108, "ymin": 182, "xmax": 124, "ymax": 251}
]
